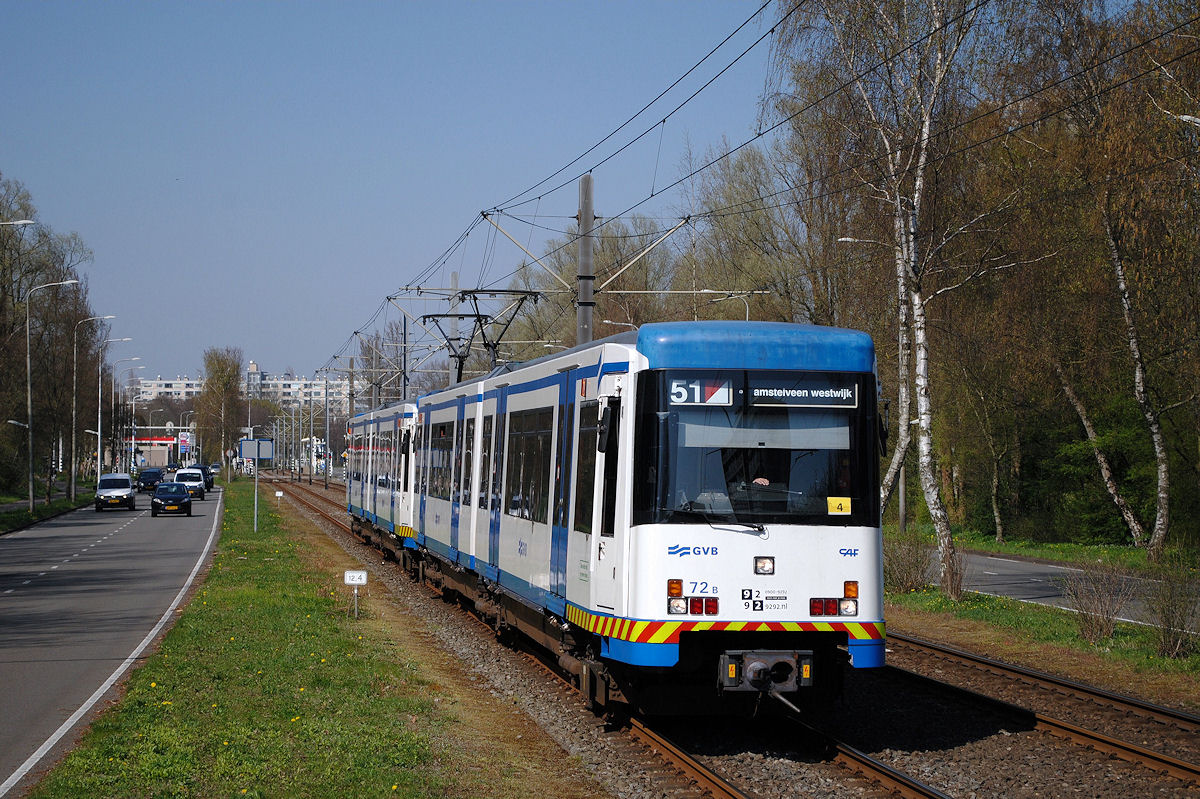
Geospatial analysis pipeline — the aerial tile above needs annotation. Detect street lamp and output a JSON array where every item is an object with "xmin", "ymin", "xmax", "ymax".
[
  {"xmin": 109, "ymin": 357, "xmax": 140, "ymax": 473},
  {"xmin": 601, "ymin": 319, "xmax": 637, "ymax": 329},
  {"xmin": 180, "ymin": 410, "xmax": 195, "ymax": 466},
  {"xmin": 71, "ymin": 315, "xmax": 115, "ymax": 500},
  {"xmin": 25, "ymin": 278, "xmax": 79, "ymax": 511},
  {"xmin": 120, "ymin": 366, "xmax": 145, "ymax": 471},
  {"xmin": 1, "ymin": 220, "xmax": 34, "ymax": 227},
  {"xmin": 97, "ymin": 339, "xmax": 132, "ymax": 480}
]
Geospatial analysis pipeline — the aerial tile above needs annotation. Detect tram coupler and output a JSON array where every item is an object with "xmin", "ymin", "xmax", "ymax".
[{"xmin": 719, "ymin": 650, "xmax": 812, "ymax": 692}]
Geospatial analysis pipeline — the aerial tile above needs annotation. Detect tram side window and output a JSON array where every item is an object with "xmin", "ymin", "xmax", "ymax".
[
  {"xmin": 397, "ymin": 430, "xmax": 408, "ymax": 491},
  {"xmin": 478, "ymin": 416, "xmax": 493, "ymax": 509},
  {"xmin": 376, "ymin": 430, "xmax": 390, "ymax": 488},
  {"xmin": 461, "ymin": 417, "xmax": 475, "ymax": 506},
  {"xmin": 573, "ymin": 401, "xmax": 599, "ymax": 534},
  {"xmin": 600, "ymin": 400, "xmax": 620, "ymax": 538},
  {"xmin": 504, "ymin": 407, "xmax": 553, "ymax": 523},
  {"xmin": 491, "ymin": 414, "xmax": 507, "ymax": 515},
  {"xmin": 429, "ymin": 422, "xmax": 454, "ymax": 501}
]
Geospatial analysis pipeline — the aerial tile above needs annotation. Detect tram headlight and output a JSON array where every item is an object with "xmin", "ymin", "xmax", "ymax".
[
  {"xmin": 668, "ymin": 597, "xmax": 689, "ymax": 615},
  {"xmin": 754, "ymin": 556, "xmax": 774, "ymax": 575},
  {"xmin": 839, "ymin": 598, "xmax": 858, "ymax": 616}
]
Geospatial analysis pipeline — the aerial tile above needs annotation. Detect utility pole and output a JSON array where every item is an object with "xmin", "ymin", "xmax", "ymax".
[
  {"xmin": 576, "ymin": 174, "xmax": 595, "ymax": 346},
  {"xmin": 323, "ymin": 374, "xmax": 330, "ymax": 490},
  {"xmin": 448, "ymin": 270, "xmax": 458, "ymax": 385}
]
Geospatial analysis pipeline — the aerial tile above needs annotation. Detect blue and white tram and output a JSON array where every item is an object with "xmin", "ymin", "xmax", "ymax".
[{"xmin": 347, "ymin": 321, "xmax": 885, "ymax": 715}]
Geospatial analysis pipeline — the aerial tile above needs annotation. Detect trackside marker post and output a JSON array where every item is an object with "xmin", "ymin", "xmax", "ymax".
[
  {"xmin": 238, "ymin": 438, "xmax": 275, "ymax": 532},
  {"xmin": 345, "ymin": 570, "xmax": 367, "ymax": 618}
]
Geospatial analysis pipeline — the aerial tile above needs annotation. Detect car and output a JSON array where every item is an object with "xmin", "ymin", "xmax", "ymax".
[
  {"xmin": 193, "ymin": 464, "xmax": 214, "ymax": 490},
  {"xmin": 209, "ymin": 462, "xmax": 222, "ymax": 477},
  {"xmin": 166, "ymin": 461, "xmax": 181, "ymax": 472},
  {"xmin": 150, "ymin": 482, "xmax": 192, "ymax": 517},
  {"xmin": 136, "ymin": 467, "xmax": 165, "ymax": 492},
  {"xmin": 95, "ymin": 473, "xmax": 137, "ymax": 511},
  {"xmin": 174, "ymin": 468, "xmax": 207, "ymax": 500}
]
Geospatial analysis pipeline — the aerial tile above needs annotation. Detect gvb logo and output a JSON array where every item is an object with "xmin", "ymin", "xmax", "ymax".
[{"xmin": 668, "ymin": 545, "xmax": 719, "ymax": 557}]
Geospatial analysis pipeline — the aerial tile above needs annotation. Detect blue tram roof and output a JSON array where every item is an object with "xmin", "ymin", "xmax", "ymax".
[{"xmin": 636, "ymin": 321, "xmax": 875, "ymax": 373}]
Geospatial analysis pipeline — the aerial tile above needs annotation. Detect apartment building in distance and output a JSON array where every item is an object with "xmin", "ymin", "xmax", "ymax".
[{"xmin": 136, "ymin": 361, "xmax": 352, "ymax": 414}]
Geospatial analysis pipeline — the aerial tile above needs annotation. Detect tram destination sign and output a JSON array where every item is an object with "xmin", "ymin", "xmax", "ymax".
[{"xmin": 749, "ymin": 377, "xmax": 858, "ymax": 409}]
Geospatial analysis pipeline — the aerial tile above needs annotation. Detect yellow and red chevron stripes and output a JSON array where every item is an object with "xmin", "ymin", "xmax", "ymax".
[{"xmin": 566, "ymin": 605, "xmax": 884, "ymax": 644}]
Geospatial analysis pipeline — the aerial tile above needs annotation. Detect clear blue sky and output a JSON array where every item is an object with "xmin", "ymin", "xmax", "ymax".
[{"xmin": 3, "ymin": 1, "xmax": 773, "ymax": 382}]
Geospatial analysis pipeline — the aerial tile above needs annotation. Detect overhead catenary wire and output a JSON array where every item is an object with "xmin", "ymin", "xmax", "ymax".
[{"xmin": 326, "ymin": 3, "xmax": 1194, "ymax": 379}]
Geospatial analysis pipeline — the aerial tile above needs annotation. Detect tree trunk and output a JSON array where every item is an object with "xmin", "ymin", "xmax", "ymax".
[
  {"xmin": 880, "ymin": 251, "xmax": 912, "ymax": 512},
  {"xmin": 1053, "ymin": 359, "xmax": 1146, "ymax": 547},
  {"xmin": 911, "ymin": 289, "xmax": 958, "ymax": 597},
  {"xmin": 1103, "ymin": 211, "xmax": 1169, "ymax": 560}
]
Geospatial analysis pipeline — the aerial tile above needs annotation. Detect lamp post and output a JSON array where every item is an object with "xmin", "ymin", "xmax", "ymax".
[
  {"xmin": 71, "ymin": 315, "xmax": 115, "ymax": 500},
  {"xmin": 97, "ymin": 339, "xmax": 132, "ymax": 480},
  {"xmin": 25, "ymin": 278, "xmax": 80, "ymax": 511},
  {"xmin": 121, "ymin": 366, "xmax": 145, "ymax": 471},
  {"xmin": 109, "ymin": 357, "xmax": 140, "ymax": 473},
  {"xmin": 147, "ymin": 408, "xmax": 162, "ymax": 465},
  {"xmin": 179, "ymin": 411, "xmax": 195, "ymax": 466}
]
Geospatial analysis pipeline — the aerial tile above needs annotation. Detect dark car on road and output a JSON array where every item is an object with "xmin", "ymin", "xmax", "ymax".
[
  {"xmin": 136, "ymin": 467, "xmax": 165, "ymax": 492},
  {"xmin": 150, "ymin": 482, "xmax": 192, "ymax": 517},
  {"xmin": 195, "ymin": 464, "xmax": 215, "ymax": 490}
]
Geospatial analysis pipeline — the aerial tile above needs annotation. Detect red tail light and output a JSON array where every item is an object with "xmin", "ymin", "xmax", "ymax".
[
  {"xmin": 704, "ymin": 597, "xmax": 719, "ymax": 615},
  {"xmin": 823, "ymin": 598, "xmax": 838, "ymax": 615},
  {"xmin": 689, "ymin": 597, "xmax": 704, "ymax": 615},
  {"xmin": 810, "ymin": 598, "xmax": 825, "ymax": 615}
]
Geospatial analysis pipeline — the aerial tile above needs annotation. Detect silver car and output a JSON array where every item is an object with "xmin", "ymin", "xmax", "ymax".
[
  {"xmin": 174, "ymin": 468, "xmax": 207, "ymax": 500},
  {"xmin": 95, "ymin": 473, "xmax": 137, "ymax": 511}
]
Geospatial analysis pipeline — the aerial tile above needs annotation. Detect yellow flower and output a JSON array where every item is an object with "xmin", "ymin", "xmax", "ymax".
[{"xmin": 150, "ymin": 682, "xmax": 156, "ymax": 688}]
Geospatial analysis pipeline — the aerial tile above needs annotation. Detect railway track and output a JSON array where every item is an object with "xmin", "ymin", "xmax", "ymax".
[
  {"xmin": 267, "ymin": 477, "xmax": 760, "ymax": 798},
  {"xmin": 265, "ymin": 476, "xmax": 1199, "ymax": 796},
  {"xmin": 888, "ymin": 632, "xmax": 1200, "ymax": 786}
]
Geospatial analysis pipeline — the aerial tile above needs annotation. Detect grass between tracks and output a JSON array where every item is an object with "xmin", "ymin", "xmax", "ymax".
[{"xmin": 27, "ymin": 479, "xmax": 504, "ymax": 799}]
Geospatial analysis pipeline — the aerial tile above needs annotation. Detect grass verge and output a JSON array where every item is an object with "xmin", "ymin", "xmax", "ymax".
[
  {"xmin": 0, "ymin": 494, "xmax": 94, "ymax": 535},
  {"xmin": 28, "ymin": 480, "xmax": 455, "ymax": 798}
]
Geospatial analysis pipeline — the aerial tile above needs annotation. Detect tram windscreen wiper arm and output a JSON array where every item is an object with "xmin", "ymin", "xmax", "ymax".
[{"xmin": 663, "ymin": 506, "xmax": 765, "ymax": 533}]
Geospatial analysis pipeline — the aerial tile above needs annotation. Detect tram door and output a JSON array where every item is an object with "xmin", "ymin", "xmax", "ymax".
[{"xmin": 592, "ymin": 386, "xmax": 623, "ymax": 613}]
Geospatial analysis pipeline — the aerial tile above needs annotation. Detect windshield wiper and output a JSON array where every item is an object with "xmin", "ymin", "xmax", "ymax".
[{"xmin": 662, "ymin": 506, "xmax": 765, "ymax": 534}]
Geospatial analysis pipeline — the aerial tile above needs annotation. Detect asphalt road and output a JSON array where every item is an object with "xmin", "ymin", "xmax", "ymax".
[{"xmin": 0, "ymin": 489, "xmax": 221, "ymax": 797}]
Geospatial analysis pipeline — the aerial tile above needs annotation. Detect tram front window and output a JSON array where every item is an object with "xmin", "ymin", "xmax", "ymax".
[{"xmin": 634, "ymin": 370, "xmax": 876, "ymax": 527}]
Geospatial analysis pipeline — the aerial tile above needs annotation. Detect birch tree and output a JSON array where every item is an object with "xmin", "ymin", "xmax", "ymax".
[{"xmin": 770, "ymin": 0, "xmax": 1025, "ymax": 594}]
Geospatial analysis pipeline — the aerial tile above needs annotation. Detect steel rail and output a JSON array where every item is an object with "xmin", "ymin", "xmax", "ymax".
[
  {"xmin": 894, "ymin": 668, "xmax": 1200, "ymax": 786},
  {"xmin": 889, "ymin": 631, "xmax": 1200, "ymax": 730}
]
